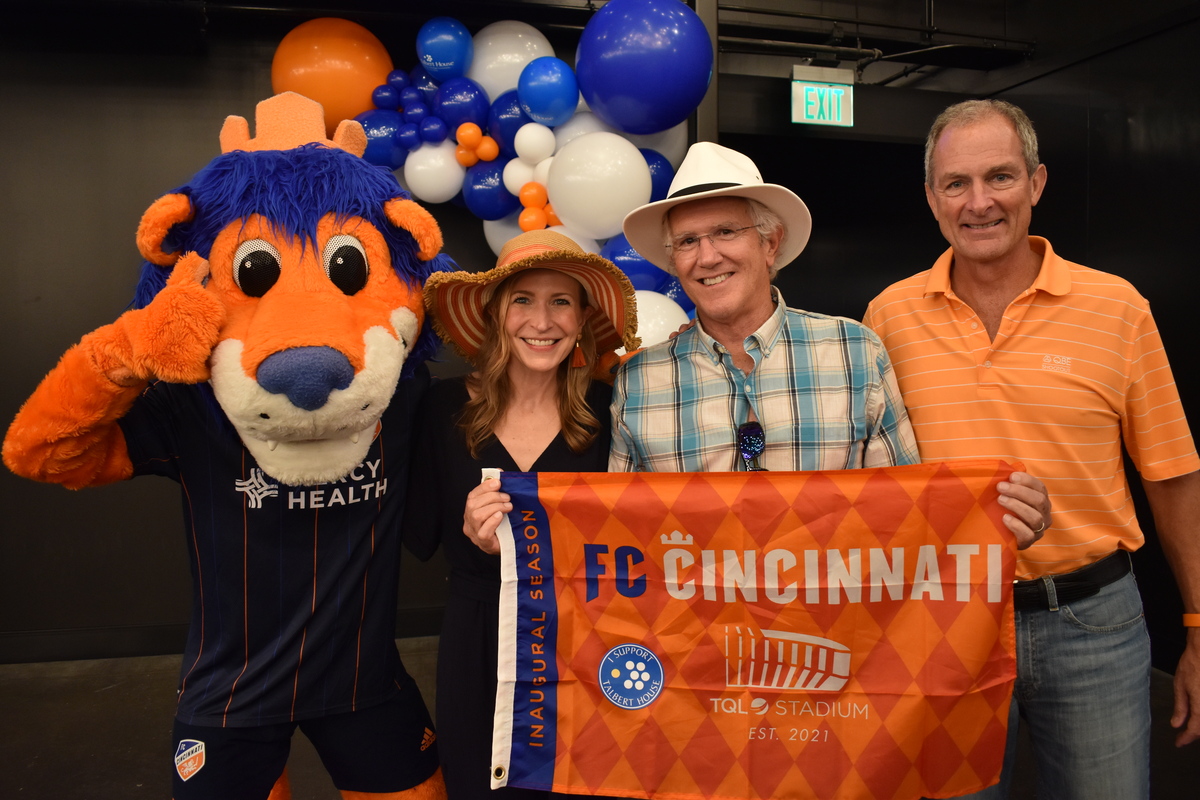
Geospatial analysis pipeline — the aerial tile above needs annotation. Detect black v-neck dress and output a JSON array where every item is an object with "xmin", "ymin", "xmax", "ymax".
[{"xmin": 405, "ymin": 375, "xmax": 612, "ymax": 800}]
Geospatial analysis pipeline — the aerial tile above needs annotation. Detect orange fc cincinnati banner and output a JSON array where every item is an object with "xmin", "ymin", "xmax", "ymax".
[{"xmin": 490, "ymin": 460, "xmax": 1018, "ymax": 800}]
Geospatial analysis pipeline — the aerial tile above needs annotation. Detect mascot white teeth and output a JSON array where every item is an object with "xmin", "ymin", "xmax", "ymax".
[{"xmin": 3, "ymin": 92, "xmax": 452, "ymax": 800}]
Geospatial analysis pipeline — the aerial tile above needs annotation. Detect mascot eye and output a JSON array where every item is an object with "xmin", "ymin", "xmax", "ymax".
[
  {"xmin": 322, "ymin": 234, "xmax": 369, "ymax": 295},
  {"xmin": 232, "ymin": 239, "xmax": 282, "ymax": 297}
]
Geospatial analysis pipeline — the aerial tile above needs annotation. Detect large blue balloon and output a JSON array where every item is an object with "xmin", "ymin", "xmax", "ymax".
[
  {"xmin": 409, "ymin": 65, "xmax": 441, "ymax": 106},
  {"xmin": 416, "ymin": 17, "xmax": 474, "ymax": 81},
  {"xmin": 601, "ymin": 233, "xmax": 670, "ymax": 292},
  {"xmin": 576, "ymin": 0, "xmax": 713, "ymax": 135},
  {"xmin": 488, "ymin": 90, "xmax": 533, "ymax": 159},
  {"xmin": 462, "ymin": 159, "xmax": 521, "ymax": 221},
  {"xmin": 433, "ymin": 76, "xmax": 491, "ymax": 135},
  {"xmin": 518, "ymin": 57, "xmax": 579, "ymax": 127},
  {"xmin": 354, "ymin": 109, "xmax": 408, "ymax": 170},
  {"xmin": 639, "ymin": 148, "xmax": 674, "ymax": 203},
  {"xmin": 659, "ymin": 277, "xmax": 696, "ymax": 315}
]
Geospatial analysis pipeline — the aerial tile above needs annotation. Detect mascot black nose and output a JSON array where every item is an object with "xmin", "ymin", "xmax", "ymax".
[{"xmin": 257, "ymin": 346, "xmax": 355, "ymax": 411}]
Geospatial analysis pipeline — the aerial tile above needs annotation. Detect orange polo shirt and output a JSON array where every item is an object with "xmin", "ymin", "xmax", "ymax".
[{"xmin": 864, "ymin": 237, "xmax": 1198, "ymax": 580}]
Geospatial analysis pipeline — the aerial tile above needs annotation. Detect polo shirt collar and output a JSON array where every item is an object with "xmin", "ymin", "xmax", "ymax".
[
  {"xmin": 692, "ymin": 286, "xmax": 786, "ymax": 362},
  {"xmin": 925, "ymin": 236, "xmax": 1072, "ymax": 297}
]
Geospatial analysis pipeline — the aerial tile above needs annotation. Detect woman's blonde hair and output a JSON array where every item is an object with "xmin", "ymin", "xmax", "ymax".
[{"xmin": 459, "ymin": 271, "xmax": 601, "ymax": 459}]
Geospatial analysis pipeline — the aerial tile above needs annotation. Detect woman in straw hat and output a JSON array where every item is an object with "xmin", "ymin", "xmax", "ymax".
[{"xmin": 405, "ymin": 229, "xmax": 638, "ymax": 800}]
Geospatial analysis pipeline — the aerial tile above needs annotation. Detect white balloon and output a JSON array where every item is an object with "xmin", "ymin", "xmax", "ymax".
[
  {"xmin": 553, "ymin": 110, "xmax": 615, "ymax": 152},
  {"xmin": 532, "ymin": 156, "xmax": 554, "ymax": 186},
  {"xmin": 624, "ymin": 120, "xmax": 690, "ymax": 170},
  {"xmin": 514, "ymin": 123, "xmax": 556, "ymax": 165},
  {"xmin": 547, "ymin": 225, "xmax": 599, "ymax": 254},
  {"xmin": 483, "ymin": 211, "xmax": 524, "ymax": 257},
  {"xmin": 634, "ymin": 290, "xmax": 690, "ymax": 347},
  {"xmin": 502, "ymin": 159, "xmax": 536, "ymax": 196},
  {"xmin": 403, "ymin": 140, "xmax": 465, "ymax": 205},
  {"xmin": 466, "ymin": 20, "xmax": 555, "ymax": 103},
  {"xmin": 547, "ymin": 131, "xmax": 652, "ymax": 240}
]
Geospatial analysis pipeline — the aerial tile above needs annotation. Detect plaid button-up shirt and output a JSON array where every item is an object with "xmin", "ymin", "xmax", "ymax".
[{"xmin": 609, "ymin": 290, "xmax": 919, "ymax": 472}]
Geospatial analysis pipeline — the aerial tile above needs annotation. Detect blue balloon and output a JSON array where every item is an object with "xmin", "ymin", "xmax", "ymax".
[
  {"xmin": 461, "ymin": 159, "xmax": 521, "ymax": 221},
  {"xmin": 372, "ymin": 84, "xmax": 401, "ymax": 110},
  {"xmin": 354, "ymin": 109, "xmax": 408, "ymax": 170},
  {"xmin": 659, "ymin": 277, "xmax": 696, "ymax": 314},
  {"xmin": 419, "ymin": 116, "xmax": 449, "ymax": 144},
  {"xmin": 601, "ymin": 233, "xmax": 670, "ymax": 292},
  {"xmin": 517, "ymin": 57, "xmax": 579, "ymax": 127},
  {"xmin": 416, "ymin": 17, "xmax": 474, "ymax": 81},
  {"xmin": 433, "ymin": 76, "xmax": 491, "ymax": 134},
  {"xmin": 399, "ymin": 87, "xmax": 423, "ymax": 107},
  {"xmin": 403, "ymin": 101, "xmax": 429, "ymax": 125},
  {"xmin": 639, "ymin": 148, "xmax": 674, "ymax": 202},
  {"xmin": 409, "ymin": 65, "xmax": 441, "ymax": 106},
  {"xmin": 386, "ymin": 69, "xmax": 411, "ymax": 92},
  {"xmin": 488, "ymin": 90, "xmax": 533, "ymax": 159},
  {"xmin": 396, "ymin": 123, "xmax": 422, "ymax": 151},
  {"xmin": 576, "ymin": 0, "xmax": 714, "ymax": 134}
]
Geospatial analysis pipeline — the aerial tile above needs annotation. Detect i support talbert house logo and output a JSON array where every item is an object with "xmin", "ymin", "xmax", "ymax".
[{"xmin": 234, "ymin": 460, "xmax": 388, "ymax": 509}]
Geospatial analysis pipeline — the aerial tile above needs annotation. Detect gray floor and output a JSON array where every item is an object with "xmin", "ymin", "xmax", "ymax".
[{"xmin": 0, "ymin": 638, "xmax": 1193, "ymax": 799}]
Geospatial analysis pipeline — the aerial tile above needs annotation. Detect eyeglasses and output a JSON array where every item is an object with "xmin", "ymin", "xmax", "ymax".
[
  {"xmin": 667, "ymin": 225, "xmax": 756, "ymax": 256},
  {"xmin": 737, "ymin": 421, "xmax": 768, "ymax": 472}
]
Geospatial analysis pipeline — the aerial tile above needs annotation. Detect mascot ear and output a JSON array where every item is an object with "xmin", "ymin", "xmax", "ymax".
[
  {"xmin": 385, "ymin": 198, "xmax": 443, "ymax": 262},
  {"xmin": 136, "ymin": 193, "xmax": 194, "ymax": 266}
]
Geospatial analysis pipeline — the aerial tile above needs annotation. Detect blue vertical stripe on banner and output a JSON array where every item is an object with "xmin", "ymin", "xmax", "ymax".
[{"xmin": 503, "ymin": 472, "xmax": 559, "ymax": 788}]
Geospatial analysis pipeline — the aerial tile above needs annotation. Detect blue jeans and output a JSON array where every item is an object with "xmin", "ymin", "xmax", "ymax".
[{"xmin": 955, "ymin": 570, "xmax": 1151, "ymax": 799}]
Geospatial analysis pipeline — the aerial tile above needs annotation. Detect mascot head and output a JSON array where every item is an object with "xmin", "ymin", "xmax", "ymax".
[{"xmin": 132, "ymin": 93, "xmax": 452, "ymax": 486}]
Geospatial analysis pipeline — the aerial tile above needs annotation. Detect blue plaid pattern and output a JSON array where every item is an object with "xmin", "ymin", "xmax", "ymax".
[{"xmin": 609, "ymin": 291, "xmax": 919, "ymax": 472}]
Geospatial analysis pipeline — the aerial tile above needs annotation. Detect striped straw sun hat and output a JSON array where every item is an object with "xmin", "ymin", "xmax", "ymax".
[{"xmin": 424, "ymin": 229, "xmax": 640, "ymax": 362}]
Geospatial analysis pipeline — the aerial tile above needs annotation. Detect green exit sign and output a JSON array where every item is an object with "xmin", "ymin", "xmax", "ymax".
[{"xmin": 791, "ymin": 66, "xmax": 854, "ymax": 127}]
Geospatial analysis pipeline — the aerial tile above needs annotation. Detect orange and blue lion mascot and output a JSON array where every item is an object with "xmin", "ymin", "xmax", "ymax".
[{"xmin": 3, "ymin": 93, "xmax": 451, "ymax": 800}]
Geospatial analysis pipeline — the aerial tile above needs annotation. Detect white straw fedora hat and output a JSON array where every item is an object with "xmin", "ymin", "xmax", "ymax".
[
  {"xmin": 622, "ymin": 141, "xmax": 812, "ymax": 272},
  {"xmin": 424, "ymin": 229, "xmax": 640, "ymax": 362}
]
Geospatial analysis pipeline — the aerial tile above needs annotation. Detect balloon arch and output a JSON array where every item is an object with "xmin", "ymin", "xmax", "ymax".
[{"xmin": 271, "ymin": 1, "xmax": 713, "ymax": 346}]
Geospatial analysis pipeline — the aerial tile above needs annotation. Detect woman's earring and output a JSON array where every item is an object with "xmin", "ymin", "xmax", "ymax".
[{"xmin": 571, "ymin": 333, "xmax": 587, "ymax": 368}]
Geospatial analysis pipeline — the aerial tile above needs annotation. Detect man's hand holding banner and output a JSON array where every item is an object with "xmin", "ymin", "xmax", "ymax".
[{"xmin": 492, "ymin": 460, "xmax": 1018, "ymax": 800}]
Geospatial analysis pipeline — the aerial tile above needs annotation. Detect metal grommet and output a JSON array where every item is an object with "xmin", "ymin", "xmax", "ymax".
[{"xmin": 493, "ymin": 766, "xmax": 506, "ymax": 780}]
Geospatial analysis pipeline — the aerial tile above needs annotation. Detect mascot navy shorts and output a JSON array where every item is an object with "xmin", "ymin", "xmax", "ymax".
[{"xmin": 170, "ymin": 679, "xmax": 439, "ymax": 800}]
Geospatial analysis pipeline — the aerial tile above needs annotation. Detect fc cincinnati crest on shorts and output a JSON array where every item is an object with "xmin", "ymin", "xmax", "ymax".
[
  {"xmin": 598, "ymin": 643, "xmax": 664, "ymax": 709},
  {"xmin": 174, "ymin": 739, "xmax": 205, "ymax": 781}
]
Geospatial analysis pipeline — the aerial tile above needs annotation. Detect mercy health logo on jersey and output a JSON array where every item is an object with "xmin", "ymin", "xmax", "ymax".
[
  {"xmin": 598, "ymin": 643, "xmax": 664, "ymax": 709},
  {"xmin": 174, "ymin": 739, "xmax": 205, "ymax": 781},
  {"xmin": 233, "ymin": 460, "xmax": 388, "ymax": 510},
  {"xmin": 234, "ymin": 468, "xmax": 278, "ymax": 508}
]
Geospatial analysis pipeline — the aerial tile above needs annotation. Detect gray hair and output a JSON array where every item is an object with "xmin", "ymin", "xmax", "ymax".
[
  {"xmin": 662, "ymin": 196, "xmax": 787, "ymax": 277},
  {"xmin": 924, "ymin": 99, "xmax": 1040, "ymax": 185}
]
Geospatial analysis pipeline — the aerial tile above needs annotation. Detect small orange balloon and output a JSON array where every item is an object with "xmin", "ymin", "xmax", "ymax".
[
  {"xmin": 544, "ymin": 203, "xmax": 562, "ymax": 227},
  {"xmin": 519, "ymin": 207, "xmax": 548, "ymax": 232},
  {"xmin": 456, "ymin": 123, "xmax": 483, "ymax": 148},
  {"xmin": 271, "ymin": 18, "xmax": 394, "ymax": 138},
  {"xmin": 476, "ymin": 136, "xmax": 500, "ymax": 161},
  {"xmin": 456, "ymin": 144, "xmax": 479, "ymax": 168},
  {"xmin": 519, "ymin": 182, "xmax": 548, "ymax": 209}
]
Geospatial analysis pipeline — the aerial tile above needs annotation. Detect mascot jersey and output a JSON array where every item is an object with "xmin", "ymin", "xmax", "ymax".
[{"xmin": 120, "ymin": 370, "xmax": 426, "ymax": 726}]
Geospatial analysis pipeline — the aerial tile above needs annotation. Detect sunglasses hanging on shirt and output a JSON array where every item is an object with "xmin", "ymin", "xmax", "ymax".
[{"xmin": 737, "ymin": 421, "xmax": 768, "ymax": 471}]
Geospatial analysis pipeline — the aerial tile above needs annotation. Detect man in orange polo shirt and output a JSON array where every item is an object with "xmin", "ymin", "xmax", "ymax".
[{"xmin": 865, "ymin": 99, "xmax": 1200, "ymax": 798}]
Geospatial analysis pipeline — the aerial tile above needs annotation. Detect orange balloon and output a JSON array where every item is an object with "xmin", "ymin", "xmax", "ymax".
[
  {"xmin": 519, "ymin": 207, "xmax": 548, "ymax": 232},
  {"xmin": 271, "ymin": 18, "xmax": 394, "ymax": 137},
  {"xmin": 519, "ymin": 182, "xmax": 548, "ymax": 209},
  {"xmin": 544, "ymin": 203, "xmax": 562, "ymax": 227},
  {"xmin": 476, "ymin": 136, "xmax": 500, "ymax": 162},
  {"xmin": 456, "ymin": 123, "xmax": 483, "ymax": 148},
  {"xmin": 456, "ymin": 144, "xmax": 480, "ymax": 168}
]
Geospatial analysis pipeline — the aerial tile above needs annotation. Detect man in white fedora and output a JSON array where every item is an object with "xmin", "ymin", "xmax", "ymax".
[
  {"xmin": 610, "ymin": 142, "xmax": 1048, "ymax": 547},
  {"xmin": 609, "ymin": 141, "xmax": 920, "ymax": 474}
]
